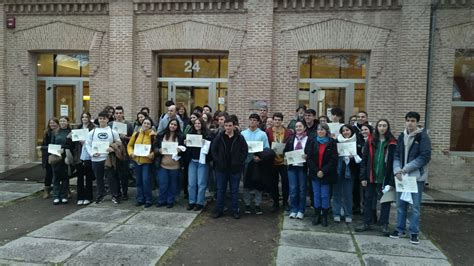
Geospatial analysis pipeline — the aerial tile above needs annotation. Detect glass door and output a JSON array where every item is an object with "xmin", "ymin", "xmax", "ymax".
[
  {"xmin": 44, "ymin": 79, "xmax": 83, "ymax": 128},
  {"xmin": 311, "ymin": 82, "xmax": 354, "ymax": 121},
  {"xmin": 169, "ymin": 81, "xmax": 217, "ymax": 112}
]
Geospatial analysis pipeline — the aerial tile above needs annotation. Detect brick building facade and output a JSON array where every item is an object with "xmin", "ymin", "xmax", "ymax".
[{"xmin": 0, "ymin": 0, "xmax": 472, "ymax": 190}]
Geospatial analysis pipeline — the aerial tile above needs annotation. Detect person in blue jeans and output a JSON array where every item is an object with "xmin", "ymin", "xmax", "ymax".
[
  {"xmin": 284, "ymin": 121, "xmax": 308, "ymax": 220},
  {"xmin": 389, "ymin": 112, "xmax": 431, "ymax": 245},
  {"xmin": 210, "ymin": 117, "xmax": 248, "ymax": 219},
  {"xmin": 128, "ymin": 118, "xmax": 155, "ymax": 208},
  {"xmin": 186, "ymin": 117, "xmax": 212, "ymax": 211},
  {"xmin": 333, "ymin": 124, "xmax": 363, "ymax": 224},
  {"xmin": 153, "ymin": 119, "xmax": 185, "ymax": 208},
  {"xmin": 305, "ymin": 123, "xmax": 338, "ymax": 227}
]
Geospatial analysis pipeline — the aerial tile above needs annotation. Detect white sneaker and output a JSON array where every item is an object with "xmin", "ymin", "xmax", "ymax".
[
  {"xmin": 53, "ymin": 199, "xmax": 60, "ymax": 205},
  {"xmin": 296, "ymin": 212, "xmax": 304, "ymax": 220},
  {"xmin": 334, "ymin": 216, "xmax": 341, "ymax": 223},
  {"xmin": 83, "ymin": 200, "xmax": 91, "ymax": 205},
  {"xmin": 61, "ymin": 198, "xmax": 68, "ymax": 204},
  {"xmin": 345, "ymin": 217, "xmax": 352, "ymax": 223},
  {"xmin": 77, "ymin": 200, "xmax": 84, "ymax": 206},
  {"xmin": 289, "ymin": 212, "xmax": 297, "ymax": 219}
]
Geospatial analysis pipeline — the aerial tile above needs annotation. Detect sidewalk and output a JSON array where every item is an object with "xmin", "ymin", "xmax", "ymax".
[
  {"xmin": 0, "ymin": 188, "xmax": 199, "ymax": 265},
  {"xmin": 276, "ymin": 211, "xmax": 450, "ymax": 265}
]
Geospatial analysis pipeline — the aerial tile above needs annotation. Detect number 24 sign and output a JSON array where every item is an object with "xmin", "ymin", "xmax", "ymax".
[{"xmin": 184, "ymin": 60, "xmax": 200, "ymax": 73}]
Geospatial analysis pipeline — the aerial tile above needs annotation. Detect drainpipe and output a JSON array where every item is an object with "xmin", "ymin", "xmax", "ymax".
[{"xmin": 425, "ymin": 0, "xmax": 439, "ymax": 131}]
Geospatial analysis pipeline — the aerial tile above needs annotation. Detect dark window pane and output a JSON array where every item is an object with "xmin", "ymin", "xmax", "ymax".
[
  {"xmin": 450, "ymin": 106, "xmax": 474, "ymax": 151},
  {"xmin": 453, "ymin": 50, "xmax": 474, "ymax": 101}
]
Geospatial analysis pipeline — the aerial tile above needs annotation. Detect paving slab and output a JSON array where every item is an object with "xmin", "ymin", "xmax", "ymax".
[
  {"xmin": 363, "ymin": 254, "xmax": 451, "ymax": 266},
  {"xmin": 0, "ymin": 237, "xmax": 90, "ymax": 264},
  {"xmin": 63, "ymin": 207, "xmax": 137, "ymax": 224},
  {"xmin": 126, "ymin": 211, "xmax": 197, "ymax": 228},
  {"xmin": 355, "ymin": 234, "xmax": 447, "ymax": 259},
  {"xmin": 276, "ymin": 245, "xmax": 360, "ymax": 266},
  {"xmin": 0, "ymin": 182, "xmax": 43, "ymax": 194},
  {"xmin": 0, "ymin": 191, "xmax": 30, "ymax": 203},
  {"xmin": 0, "ymin": 259, "xmax": 45, "ymax": 266},
  {"xmin": 282, "ymin": 216, "xmax": 351, "ymax": 234},
  {"xmin": 99, "ymin": 224, "xmax": 184, "ymax": 247},
  {"xmin": 65, "ymin": 242, "xmax": 168, "ymax": 266},
  {"xmin": 280, "ymin": 230, "xmax": 356, "ymax": 253},
  {"xmin": 92, "ymin": 198, "xmax": 189, "ymax": 213},
  {"xmin": 28, "ymin": 220, "xmax": 117, "ymax": 241}
]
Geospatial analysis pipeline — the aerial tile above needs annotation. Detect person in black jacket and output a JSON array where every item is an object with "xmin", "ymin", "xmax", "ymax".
[
  {"xmin": 305, "ymin": 123, "xmax": 338, "ymax": 226},
  {"xmin": 210, "ymin": 117, "xmax": 248, "ymax": 219},
  {"xmin": 40, "ymin": 117, "xmax": 59, "ymax": 199},
  {"xmin": 356, "ymin": 119, "xmax": 397, "ymax": 234}
]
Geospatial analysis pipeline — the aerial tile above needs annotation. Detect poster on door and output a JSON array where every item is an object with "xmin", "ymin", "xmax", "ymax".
[{"xmin": 60, "ymin": 105, "xmax": 69, "ymax": 116}]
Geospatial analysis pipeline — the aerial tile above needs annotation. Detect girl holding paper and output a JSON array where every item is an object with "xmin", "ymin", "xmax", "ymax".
[
  {"xmin": 75, "ymin": 112, "xmax": 95, "ymax": 206},
  {"xmin": 333, "ymin": 124, "xmax": 363, "ymax": 223},
  {"xmin": 185, "ymin": 118, "xmax": 212, "ymax": 211},
  {"xmin": 283, "ymin": 121, "xmax": 308, "ymax": 220},
  {"xmin": 356, "ymin": 119, "xmax": 397, "ymax": 234},
  {"xmin": 153, "ymin": 119, "xmax": 185, "ymax": 208},
  {"xmin": 128, "ymin": 118, "xmax": 155, "ymax": 208},
  {"xmin": 40, "ymin": 118, "xmax": 59, "ymax": 199},
  {"xmin": 51, "ymin": 116, "xmax": 74, "ymax": 205},
  {"xmin": 305, "ymin": 123, "xmax": 338, "ymax": 227}
]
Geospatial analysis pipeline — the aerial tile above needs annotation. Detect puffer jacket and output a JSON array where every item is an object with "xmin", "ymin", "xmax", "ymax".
[
  {"xmin": 128, "ymin": 129, "xmax": 155, "ymax": 164},
  {"xmin": 393, "ymin": 128, "xmax": 431, "ymax": 182}
]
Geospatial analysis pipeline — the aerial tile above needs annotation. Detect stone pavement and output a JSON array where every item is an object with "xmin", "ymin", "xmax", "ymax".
[
  {"xmin": 0, "ymin": 188, "xmax": 199, "ymax": 265},
  {"xmin": 276, "ymin": 211, "xmax": 451, "ymax": 266},
  {"xmin": 0, "ymin": 181, "xmax": 43, "ymax": 204}
]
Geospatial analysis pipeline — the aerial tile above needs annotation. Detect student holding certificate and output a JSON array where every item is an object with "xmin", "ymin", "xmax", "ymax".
[
  {"xmin": 128, "ymin": 118, "xmax": 155, "ymax": 208},
  {"xmin": 153, "ymin": 119, "xmax": 184, "ymax": 208},
  {"xmin": 356, "ymin": 119, "xmax": 397, "ymax": 234},
  {"xmin": 185, "ymin": 118, "xmax": 212, "ymax": 211},
  {"xmin": 333, "ymin": 124, "xmax": 363, "ymax": 224},
  {"xmin": 50, "ymin": 116, "xmax": 74, "ymax": 205},
  {"xmin": 283, "ymin": 121, "xmax": 308, "ymax": 220},
  {"xmin": 74, "ymin": 112, "xmax": 95, "ymax": 206},
  {"xmin": 305, "ymin": 123, "xmax": 338, "ymax": 227},
  {"xmin": 40, "ymin": 118, "xmax": 59, "ymax": 199}
]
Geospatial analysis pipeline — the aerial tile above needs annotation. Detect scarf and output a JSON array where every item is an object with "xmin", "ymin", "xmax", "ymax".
[
  {"xmin": 316, "ymin": 136, "xmax": 330, "ymax": 144},
  {"xmin": 295, "ymin": 132, "xmax": 307, "ymax": 150}
]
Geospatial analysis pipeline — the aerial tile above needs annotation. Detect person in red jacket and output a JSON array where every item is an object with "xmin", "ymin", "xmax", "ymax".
[{"xmin": 356, "ymin": 119, "xmax": 397, "ymax": 234}]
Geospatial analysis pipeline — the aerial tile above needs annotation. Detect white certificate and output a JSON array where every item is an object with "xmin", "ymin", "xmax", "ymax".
[
  {"xmin": 91, "ymin": 141, "xmax": 110, "ymax": 154},
  {"xmin": 271, "ymin": 142, "xmax": 285, "ymax": 155},
  {"xmin": 285, "ymin": 149, "xmax": 306, "ymax": 165},
  {"xmin": 186, "ymin": 134, "xmax": 203, "ymax": 148},
  {"xmin": 48, "ymin": 144, "xmax": 62, "ymax": 156},
  {"xmin": 134, "ymin": 144, "xmax": 151, "ymax": 157},
  {"xmin": 380, "ymin": 190, "xmax": 396, "ymax": 203},
  {"xmin": 328, "ymin": 123, "xmax": 342, "ymax": 137},
  {"xmin": 337, "ymin": 142, "xmax": 357, "ymax": 157},
  {"xmin": 71, "ymin": 129, "xmax": 89, "ymax": 142},
  {"xmin": 395, "ymin": 175, "xmax": 418, "ymax": 193},
  {"xmin": 162, "ymin": 142, "xmax": 178, "ymax": 155},
  {"xmin": 247, "ymin": 141, "xmax": 263, "ymax": 153},
  {"xmin": 112, "ymin": 122, "xmax": 128, "ymax": 135}
]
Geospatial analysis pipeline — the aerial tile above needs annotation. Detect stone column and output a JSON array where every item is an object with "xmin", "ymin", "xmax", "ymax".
[{"xmin": 0, "ymin": 4, "xmax": 7, "ymax": 171}]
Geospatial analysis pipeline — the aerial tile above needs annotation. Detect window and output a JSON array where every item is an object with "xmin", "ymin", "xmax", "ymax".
[
  {"xmin": 37, "ymin": 54, "xmax": 89, "ymax": 77},
  {"xmin": 451, "ymin": 50, "xmax": 474, "ymax": 151}
]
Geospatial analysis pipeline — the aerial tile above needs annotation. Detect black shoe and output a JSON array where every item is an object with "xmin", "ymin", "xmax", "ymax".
[
  {"xmin": 244, "ymin": 205, "xmax": 251, "ymax": 214},
  {"xmin": 166, "ymin": 203, "xmax": 174, "ymax": 208},
  {"xmin": 389, "ymin": 230, "xmax": 406, "ymax": 239},
  {"xmin": 255, "ymin": 206, "xmax": 263, "ymax": 215},
  {"xmin": 322, "ymin": 208, "xmax": 329, "ymax": 227},
  {"xmin": 156, "ymin": 202, "xmax": 166, "ymax": 208},
  {"xmin": 112, "ymin": 197, "xmax": 120, "ymax": 204},
  {"xmin": 355, "ymin": 224, "xmax": 372, "ymax": 232},
  {"xmin": 144, "ymin": 203, "xmax": 152, "ymax": 208},
  {"xmin": 194, "ymin": 204, "xmax": 204, "ymax": 211},
  {"xmin": 312, "ymin": 208, "xmax": 321, "ymax": 226},
  {"xmin": 212, "ymin": 211, "xmax": 223, "ymax": 219},
  {"xmin": 187, "ymin": 204, "xmax": 195, "ymax": 211},
  {"xmin": 135, "ymin": 202, "xmax": 144, "ymax": 207},
  {"xmin": 410, "ymin": 234, "xmax": 420, "ymax": 245},
  {"xmin": 95, "ymin": 197, "xmax": 104, "ymax": 204},
  {"xmin": 233, "ymin": 212, "xmax": 241, "ymax": 219}
]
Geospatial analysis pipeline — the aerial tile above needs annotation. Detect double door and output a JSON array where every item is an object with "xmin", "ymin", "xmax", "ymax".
[
  {"xmin": 308, "ymin": 82, "xmax": 355, "ymax": 119},
  {"xmin": 168, "ymin": 80, "xmax": 217, "ymax": 112}
]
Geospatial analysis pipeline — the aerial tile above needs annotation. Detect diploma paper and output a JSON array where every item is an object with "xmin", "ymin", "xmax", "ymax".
[
  {"xmin": 71, "ymin": 129, "xmax": 89, "ymax": 142},
  {"xmin": 380, "ymin": 190, "xmax": 396, "ymax": 203},
  {"xmin": 271, "ymin": 142, "xmax": 285, "ymax": 155},
  {"xmin": 285, "ymin": 149, "xmax": 306, "ymax": 165},
  {"xmin": 395, "ymin": 175, "xmax": 418, "ymax": 193},
  {"xmin": 162, "ymin": 142, "xmax": 179, "ymax": 155},
  {"xmin": 112, "ymin": 122, "xmax": 128, "ymax": 135},
  {"xmin": 186, "ymin": 134, "xmax": 203, "ymax": 148},
  {"xmin": 48, "ymin": 144, "xmax": 62, "ymax": 156},
  {"xmin": 134, "ymin": 144, "xmax": 151, "ymax": 157},
  {"xmin": 247, "ymin": 141, "xmax": 264, "ymax": 153},
  {"xmin": 328, "ymin": 123, "xmax": 342, "ymax": 137},
  {"xmin": 337, "ymin": 142, "xmax": 357, "ymax": 157},
  {"xmin": 91, "ymin": 141, "xmax": 110, "ymax": 154}
]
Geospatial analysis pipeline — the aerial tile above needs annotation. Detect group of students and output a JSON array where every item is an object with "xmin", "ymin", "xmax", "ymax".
[{"xmin": 41, "ymin": 102, "xmax": 431, "ymax": 245}]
